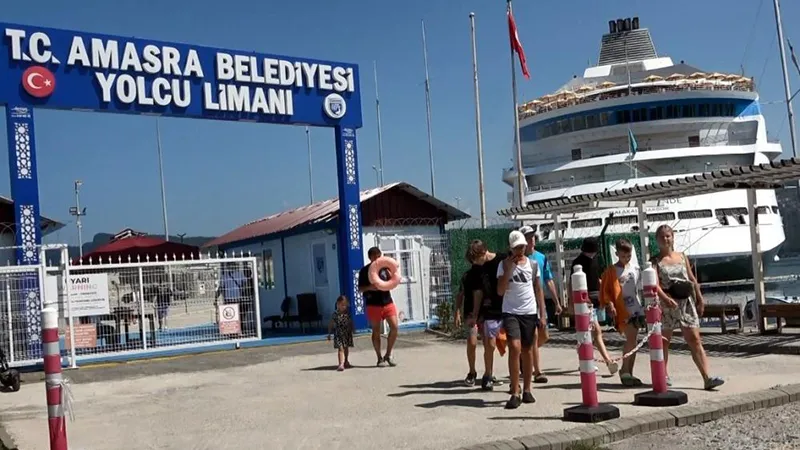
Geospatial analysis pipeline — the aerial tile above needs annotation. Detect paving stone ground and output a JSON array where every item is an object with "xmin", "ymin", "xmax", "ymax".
[
  {"xmin": 607, "ymin": 400, "xmax": 800, "ymax": 450},
  {"xmin": 2, "ymin": 332, "xmax": 800, "ymax": 450}
]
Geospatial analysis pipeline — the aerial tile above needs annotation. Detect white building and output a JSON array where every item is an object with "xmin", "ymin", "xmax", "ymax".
[{"xmin": 204, "ymin": 182, "xmax": 468, "ymax": 329}]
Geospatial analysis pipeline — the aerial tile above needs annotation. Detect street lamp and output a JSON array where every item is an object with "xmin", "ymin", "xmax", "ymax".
[
  {"xmin": 69, "ymin": 180, "xmax": 87, "ymax": 257},
  {"xmin": 371, "ymin": 165, "xmax": 381, "ymax": 188}
]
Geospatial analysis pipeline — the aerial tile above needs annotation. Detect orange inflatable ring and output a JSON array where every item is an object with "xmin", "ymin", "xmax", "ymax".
[{"xmin": 369, "ymin": 256, "xmax": 401, "ymax": 291}]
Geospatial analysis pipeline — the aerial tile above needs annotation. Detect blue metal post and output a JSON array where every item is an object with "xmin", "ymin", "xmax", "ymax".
[
  {"xmin": 6, "ymin": 105, "xmax": 43, "ymax": 359},
  {"xmin": 333, "ymin": 126, "xmax": 366, "ymax": 330}
]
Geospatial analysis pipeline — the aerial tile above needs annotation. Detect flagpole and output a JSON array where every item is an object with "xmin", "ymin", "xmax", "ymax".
[
  {"xmin": 773, "ymin": 0, "xmax": 798, "ymax": 159},
  {"xmin": 373, "ymin": 61, "xmax": 385, "ymax": 186},
  {"xmin": 508, "ymin": 0, "xmax": 525, "ymax": 208},
  {"xmin": 469, "ymin": 12, "xmax": 487, "ymax": 228},
  {"xmin": 421, "ymin": 19, "xmax": 437, "ymax": 197}
]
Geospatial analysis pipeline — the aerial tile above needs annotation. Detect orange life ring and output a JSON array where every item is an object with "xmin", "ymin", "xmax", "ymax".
[{"xmin": 369, "ymin": 256, "xmax": 401, "ymax": 291}]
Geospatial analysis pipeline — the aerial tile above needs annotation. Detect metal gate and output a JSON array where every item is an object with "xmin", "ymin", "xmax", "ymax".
[
  {"xmin": 374, "ymin": 231, "xmax": 452, "ymax": 327},
  {"xmin": 1, "ymin": 244, "xmax": 263, "ymax": 369}
]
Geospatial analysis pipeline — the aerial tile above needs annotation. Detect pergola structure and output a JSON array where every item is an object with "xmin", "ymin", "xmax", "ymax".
[{"xmin": 498, "ymin": 157, "xmax": 800, "ymax": 331}]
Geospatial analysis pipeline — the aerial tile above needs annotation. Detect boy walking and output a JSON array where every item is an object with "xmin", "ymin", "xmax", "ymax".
[
  {"xmin": 464, "ymin": 240, "xmax": 505, "ymax": 391},
  {"xmin": 600, "ymin": 238, "xmax": 646, "ymax": 386},
  {"xmin": 497, "ymin": 231, "xmax": 547, "ymax": 409}
]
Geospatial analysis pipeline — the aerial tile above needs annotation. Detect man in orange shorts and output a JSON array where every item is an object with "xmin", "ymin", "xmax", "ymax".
[{"xmin": 358, "ymin": 247, "xmax": 399, "ymax": 367}]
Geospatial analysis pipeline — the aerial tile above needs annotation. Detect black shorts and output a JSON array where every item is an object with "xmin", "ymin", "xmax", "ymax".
[{"xmin": 502, "ymin": 313, "xmax": 540, "ymax": 349}]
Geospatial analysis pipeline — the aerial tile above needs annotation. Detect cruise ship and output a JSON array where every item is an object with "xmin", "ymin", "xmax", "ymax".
[{"xmin": 502, "ymin": 17, "xmax": 786, "ymax": 282}]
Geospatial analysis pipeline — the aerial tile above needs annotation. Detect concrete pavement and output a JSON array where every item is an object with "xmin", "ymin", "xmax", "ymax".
[{"xmin": 2, "ymin": 333, "xmax": 800, "ymax": 450}]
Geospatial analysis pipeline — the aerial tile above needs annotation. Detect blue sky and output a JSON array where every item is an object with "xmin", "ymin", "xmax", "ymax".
[{"xmin": 1, "ymin": 0, "xmax": 798, "ymax": 245}]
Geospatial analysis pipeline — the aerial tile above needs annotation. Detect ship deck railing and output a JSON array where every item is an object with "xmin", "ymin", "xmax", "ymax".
[{"xmin": 518, "ymin": 80, "xmax": 755, "ymax": 121}]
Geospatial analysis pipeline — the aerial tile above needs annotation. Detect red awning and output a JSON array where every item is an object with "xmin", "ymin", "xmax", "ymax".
[{"xmin": 77, "ymin": 236, "xmax": 200, "ymax": 264}]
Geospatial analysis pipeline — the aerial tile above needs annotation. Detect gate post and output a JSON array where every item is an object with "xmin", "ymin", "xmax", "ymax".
[
  {"xmin": 6, "ymin": 105, "xmax": 43, "ymax": 360},
  {"xmin": 334, "ymin": 126, "xmax": 367, "ymax": 331}
]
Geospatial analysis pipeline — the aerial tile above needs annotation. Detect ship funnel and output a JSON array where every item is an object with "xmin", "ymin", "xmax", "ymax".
[{"xmin": 599, "ymin": 17, "xmax": 657, "ymax": 66}]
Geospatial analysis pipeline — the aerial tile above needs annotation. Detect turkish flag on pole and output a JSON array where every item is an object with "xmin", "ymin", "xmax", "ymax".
[{"xmin": 507, "ymin": 6, "xmax": 530, "ymax": 79}]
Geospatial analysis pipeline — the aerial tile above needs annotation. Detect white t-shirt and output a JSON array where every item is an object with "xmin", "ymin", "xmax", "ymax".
[
  {"xmin": 616, "ymin": 264, "xmax": 644, "ymax": 317},
  {"xmin": 497, "ymin": 257, "xmax": 539, "ymax": 315}
]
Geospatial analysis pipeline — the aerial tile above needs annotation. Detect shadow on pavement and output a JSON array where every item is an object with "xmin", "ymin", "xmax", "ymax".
[
  {"xmin": 415, "ymin": 398, "xmax": 505, "ymax": 409},
  {"xmin": 397, "ymin": 380, "xmax": 465, "ymax": 389},
  {"xmin": 388, "ymin": 388, "xmax": 479, "ymax": 397},
  {"xmin": 301, "ymin": 364, "xmax": 372, "ymax": 371}
]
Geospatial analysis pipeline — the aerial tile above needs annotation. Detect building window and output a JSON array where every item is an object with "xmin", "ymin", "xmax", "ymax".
[
  {"xmin": 571, "ymin": 148, "xmax": 582, "ymax": 161},
  {"xmin": 688, "ymin": 135, "xmax": 700, "ymax": 147},
  {"xmin": 258, "ymin": 249, "xmax": 276, "ymax": 290}
]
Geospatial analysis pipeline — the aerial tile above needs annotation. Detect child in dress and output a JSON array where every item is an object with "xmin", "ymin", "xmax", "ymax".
[{"xmin": 327, "ymin": 295, "xmax": 354, "ymax": 371}]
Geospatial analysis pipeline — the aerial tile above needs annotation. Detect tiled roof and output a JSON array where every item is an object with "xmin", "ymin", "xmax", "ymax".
[
  {"xmin": 498, "ymin": 158, "xmax": 800, "ymax": 217},
  {"xmin": 205, "ymin": 182, "xmax": 469, "ymax": 248}
]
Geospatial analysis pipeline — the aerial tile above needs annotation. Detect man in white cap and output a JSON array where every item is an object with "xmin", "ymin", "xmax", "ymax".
[
  {"xmin": 497, "ymin": 230, "xmax": 546, "ymax": 409},
  {"xmin": 519, "ymin": 225, "xmax": 562, "ymax": 384}
]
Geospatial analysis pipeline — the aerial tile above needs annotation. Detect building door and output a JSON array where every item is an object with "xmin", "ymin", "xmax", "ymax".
[{"xmin": 376, "ymin": 235, "xmax": 426, "ymax": 325}]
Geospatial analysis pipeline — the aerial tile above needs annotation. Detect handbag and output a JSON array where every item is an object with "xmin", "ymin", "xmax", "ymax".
[{"xmin": 668, "ymin": 279, "xmax": 695, "ymax": 300}]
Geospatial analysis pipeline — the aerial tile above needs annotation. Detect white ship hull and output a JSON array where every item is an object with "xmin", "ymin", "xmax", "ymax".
[{"xmin": 523, "ymin": 189, "xmax": 784, "ymax": 282}]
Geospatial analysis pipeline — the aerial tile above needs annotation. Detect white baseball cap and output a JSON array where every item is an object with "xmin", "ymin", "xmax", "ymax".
[
  {"xmin": 519, "ymin": 225, "xmax": 535, "ymax": 236},
  {"xmin": 509, "ymin": 230, "xmax": 527, "ymax": 249}
]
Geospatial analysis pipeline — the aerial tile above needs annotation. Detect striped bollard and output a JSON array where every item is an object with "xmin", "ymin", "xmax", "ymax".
[
  {"xmin": 633, "ymin": 262, "xmax": 688, "ymax": 407},
  {"xmin": 42, "ymin": 307, "xmax": 68, "ymax": 450},
  {"xmin": 563, "ymin": 265, "xmax": 620, "ymax": 423}
]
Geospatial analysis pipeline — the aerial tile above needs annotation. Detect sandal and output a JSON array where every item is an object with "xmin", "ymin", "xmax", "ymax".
[
  {"xmin": 534, "ymin": 373, "xmax": 548, "ymax": 384},
  {"xmin": 704, "ymin": 376, "xmax": 724, "ymax": 390}
]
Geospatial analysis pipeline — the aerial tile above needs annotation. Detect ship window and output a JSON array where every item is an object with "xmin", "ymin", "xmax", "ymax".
[
  {"xmin": 681, "ymin": 105, "xmax": 695, "ymax": 118},
  {"xmin": 646, "ymin": 212, "xmax": 676, "ymax": 222},
  {"xmin": 688, "ymin": 136, "xmax": 700, "ymax": 147},
  {"xmin": 773, "ymin": 206, "xmax": 779, "ymax": 214},
  {"xmin": 756, "ymin": 206, "xmax": 769, "ymax": 214},
  {"xmin": 698, "ymin": 104, "xmax": 710, "ymax": 117},
  {"xmin": 678, "ymin": 210, "xmax": 712, "ymax": 219},
  {"xmin": 599, "ymin": 112, "xmax": 610, "ymax": 126},
  {"xmin": 632, "ymin": 108, "xmax": 647, "ymax": 122},
  {"xmin": 571, "ymin": 148, "xmax": 582, "ymax": 160},
  {"xmin": 649, "ymin": 107, "xmax": 664, "ymax": 121},
  {"xmin": 711, "ymin": 104, "xmax": 722, "ymax": 116},
  {"xmin": 540, "ymin": 222, "xmax": 569, "ymax": 233},
  {"xmin": 606, "ymin": 215, "xmax": 638, "ymax": 225},
  {"xmin": 557, "ymin": 119, "xmax": 569, "ymax": 134},
  {"xmin": 666, "ymin": 105, "xmax": 679, "ymax": 119},
  {"xmin": 586, "ymin": 114, "xmax": 598, "ymax": 128},
  {"xmin": 616, "ymin": 110, "xmax": 631, "ymax": 124},
  {"xmin": 725, "ymin": 104, "xmax": 736, "ymax": 116},
  {"xmin": 714, "ymin": 208, "xmax": 747, "ymax": 217},
  {"xmin": 571, "ymin": 218, "xmax": 602, "ymax": 228},
  {"xmin": 573, "ymin": 115, "xmax": 586, "ymax": 131}
]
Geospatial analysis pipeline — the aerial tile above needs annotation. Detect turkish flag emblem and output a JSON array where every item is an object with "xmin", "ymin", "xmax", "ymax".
[{"xmin": 21, "ymin": 66, "xmax": 56, "ymax": 98}]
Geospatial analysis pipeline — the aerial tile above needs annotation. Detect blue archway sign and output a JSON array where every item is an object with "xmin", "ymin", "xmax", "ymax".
[{"xmin": 1, "ymin": 23, "xmax": 367, "ymax": 356}]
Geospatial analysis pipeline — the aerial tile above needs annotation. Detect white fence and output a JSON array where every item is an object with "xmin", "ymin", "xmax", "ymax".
[{"xmin": 1, "ymin": 245, "xmax": 260, "ymax": 368}]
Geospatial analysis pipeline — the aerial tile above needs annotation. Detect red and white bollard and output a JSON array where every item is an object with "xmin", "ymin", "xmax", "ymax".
[
  {"xmin": 633, "ymin": 262, "xmax": 688, "ymax": 407},
  {"xmin": 563, "ymin": 265, "xmax": 620, "ymax": 423},
  {"xmin": 42, "ymin": 307, "xmax": 68, "ymax": 450}
]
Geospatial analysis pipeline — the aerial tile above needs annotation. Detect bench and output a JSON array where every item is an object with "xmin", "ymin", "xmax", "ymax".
[
  {"xmin": 701, "ymin": 303, "xmax": 743, "ymax": 334},
  {"xmin": 759, "ymin": 303, "xmax": 800, "ymax": 334}
]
